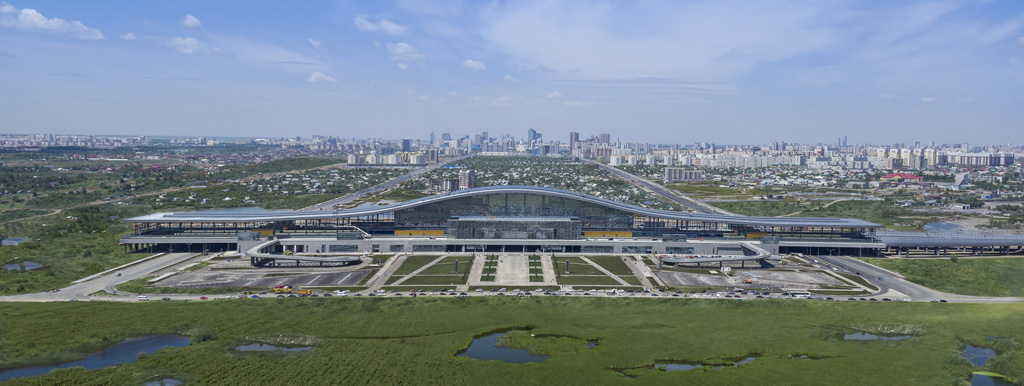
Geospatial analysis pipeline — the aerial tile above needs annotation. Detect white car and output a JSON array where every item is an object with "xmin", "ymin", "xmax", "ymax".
[{"xmin": 137, "ymin": 296, "xmax": 150, "ymax": 301}]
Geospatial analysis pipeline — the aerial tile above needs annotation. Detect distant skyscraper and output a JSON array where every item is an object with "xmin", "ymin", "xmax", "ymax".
[
  {"xmin": 442, "ymin": 132, "xmax": 452, "ymax": 141},
  {"xmin": 401, "ymin": 139, "xmax": 411, "ymax": 152},
  {"xmin": 599, "ymin": 133, "xmax": 611, "ymax": 144},
  {"xmin": 569, "ymin": 132, "xmax": 579, "ymax": 151},
  {"xmin": 429, "ymin": 132, "xmax": 435, "ymax": 145},
  {"xmin": 527, "ymin": 128, "xmax": 539, "ymax": 143}
]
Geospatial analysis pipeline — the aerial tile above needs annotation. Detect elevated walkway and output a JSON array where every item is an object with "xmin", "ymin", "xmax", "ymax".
[{"xmin": 244, "ymin": 239, "xmax": 363, "ymax": 267}]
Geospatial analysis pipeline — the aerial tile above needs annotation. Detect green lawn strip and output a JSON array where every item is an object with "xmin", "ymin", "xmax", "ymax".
[
  {"xmin": 184, "ymin": 262, "xmax": 210, "ymax": 272},
  {"xmin": 396, "ymin": 275, "xmax": 465, "ymax": 286},
  {"xmin": 356, "ymin": 269, "xmax": 378, "ymax": 285},
  {"xmin": 116, "ymin": 277, "xmax": 254, "ymax": 295},
  {"xmin": 0, "ymin": 299, "xmax": 1022, "ymax": 385},
  {"xmin": 417, "ymin": 256, "xmax": 471, "ymax": 275},
  {"xmin": 860, "ymin": 257, "xmax": 1024, "ymax": 297},
  {"xmin": 618, "ymin": 275, "xmax": 641, "ymax": 285},
  {"xmin": 811, "ymin": 290, "xmax": 871, "ymax": 296},
  {"xmin": 552, "ymin": 257, "xmax": 605, "ymax": 276},
  {"xmin": 836, "ymin": 272, "xmax": 879, "ymax": 291},
  {"xmin": 556, "ymin": 275, "xmax": 623, "ymax": 285},
  {"xmin": 468, "ymin": 285, "xmax": 560, "ymax": 291},
  {"xmin": 585, "ymin": 255, "xmax": 635, "ymax": 275},
  {"xmin": 391, "ymin": 255, "xmax": 442, "ymax": 276},
  {"xmin": 301, "ymin": 286, "xmax": 366, "ymax": 293}
]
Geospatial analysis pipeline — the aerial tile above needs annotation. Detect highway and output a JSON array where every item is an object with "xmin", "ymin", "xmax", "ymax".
[
  {"xmin": 301, "ymin": 155, "xmax": 471, "ymax": 210},
  {"xmin": 814, "ymin": 254, "xmax": 1021, "ymax": 303},
  {"xmin": 580, "ymin": 159, "xmax": 729, "ymax": 214},
  {"xmin": 0, "ymin": 252, "xmax": 201, "ymax": 302}
]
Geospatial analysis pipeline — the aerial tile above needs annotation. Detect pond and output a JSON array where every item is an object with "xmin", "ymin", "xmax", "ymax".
[
  {"xmin": 235, "ymin": 343, "xmax": 313, "ymax": 352},
  {"xmin": 972, "ymin": 373, "xmax": 1014, "ymax": 386},
  {"xmin": 843, "ymin": 332, "xmax": 911, "ymax": 341},
  {"xmin": 3, "ymin": 261, "xmax": 44, "ymax": 271},
  {"xmin": 2, "ymin": 237, "xmax": 28, "ymax": 246},
  {"xmin": 963, "ymin": 344, "xmax": 995, "ymax": 367},
  {"xmin": 0, "ymin": 335, "xmax": 191, "ymax": 381},
  {"xmin": 456, "ymin": 331, "xmax": 549, "ymax": 364},
  {"xmin": 924, "ymin": 222, "xmax": 962, "ymax": 232}
]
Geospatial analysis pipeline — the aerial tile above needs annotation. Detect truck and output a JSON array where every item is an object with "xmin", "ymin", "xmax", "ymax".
[
  {"xmin": 295, "ymin": 290, "xmax": 312, "ymax": 295},
  {"xmin": 271, "ymin": 284, "xmax": 293, "ymax": 294}
]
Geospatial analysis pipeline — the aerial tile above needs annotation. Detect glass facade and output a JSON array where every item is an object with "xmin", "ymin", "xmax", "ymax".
[
  {"xmin": 447, "ymin": 216, "xmax": 581, "ymax": 239},
  {"xmin": 394, "ymin": 193, "xmax": 634, "ymax": 229}
]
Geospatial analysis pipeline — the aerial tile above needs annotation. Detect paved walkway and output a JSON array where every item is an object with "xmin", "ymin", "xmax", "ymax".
[
  {"xmin": 577, "ymin": 256, "xmax": 632, "ymax": 286},
  {"xmin": 365, "ymin": 254, "xmax": 404, "ymax": 290},
  {"xmin": 495, "ymin": 254, "xmax": 529, "ymax": 285},
  {"xmin": 540, "ymin": 254, "xmax": 557, "ymax": 285},
  {"xmin": 389, "ymin": 255, "xmax": 450, "ymax": 285}
]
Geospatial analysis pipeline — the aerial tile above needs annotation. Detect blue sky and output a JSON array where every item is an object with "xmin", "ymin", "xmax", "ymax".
[{"xmin": 1, "ymin": 1, "xmax": 1023, "ymax": 145}]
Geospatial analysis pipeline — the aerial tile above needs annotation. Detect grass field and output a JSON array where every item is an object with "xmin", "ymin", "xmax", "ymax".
[
  {"xmin": 554, "ymin": 257, "xmax": 604, "ymax": 276},
  {"xmin": 0, "ymin": 299, "xmax": 1021, "ymax": 385},
  {"xmin": 557, "ymin": 276, "xmax": 623, "ymax": 285},
  {"xmin": 417, "ymin": 256, "xmax": 470, "ymax": 275},
  {"xmin": 586, "ymin": 256, "xmax": 635, "ymax": 276},
  {"xmin": 393, "ymin": 275, "xmax": 465, "ymax": 286},
  {"xmin": 391, "ymin": 255, "xmax": 442, "ymax": 276},
  {"xmin": 861, "ymin": 257, "xmax": 1024, "ymax": 297}
]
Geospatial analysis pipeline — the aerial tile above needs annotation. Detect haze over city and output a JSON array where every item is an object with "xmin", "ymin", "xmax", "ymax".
[{"xmin": 2, "ymin": 1, "xmax": 1024, "ymax": 143}]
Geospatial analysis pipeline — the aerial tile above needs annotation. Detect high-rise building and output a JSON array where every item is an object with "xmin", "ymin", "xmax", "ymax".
[
  {"xmin": 569, "ymin": 132, "xmax": 579, "ymax": 150},
  {"xmin": 527, "ymin": 128, "xmax": 541, "ymax": 144},
  {"xmin": 401, "ymin": 139, "xmax": 411, "ymax": 152},
  {"xmin": 442, "ymin": 132, "xmax": 452, "ymax": 141},
  {"xmin": 459, "ymin": 170, "xmax": 477, "ymax": 190},
  {"xmin": 429, "ymin": 132, "xmax": 435, "ymax": 146},
  {"xmin": 599, "ymin": 133, "xmax": 611, "ymax": 144}
]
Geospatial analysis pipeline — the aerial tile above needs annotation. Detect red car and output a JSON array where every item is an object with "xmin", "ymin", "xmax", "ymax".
[{"xmin": 199, "ymin": 296, "xmax": 209, "ymax": 300}]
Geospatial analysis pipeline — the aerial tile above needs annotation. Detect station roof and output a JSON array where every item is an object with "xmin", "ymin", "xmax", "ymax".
[{"xmin": 126, "ymin": 185, "xmax": 882, "ymax": 229}]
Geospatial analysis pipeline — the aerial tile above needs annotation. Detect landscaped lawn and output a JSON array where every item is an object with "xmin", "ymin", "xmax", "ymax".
[{"xmin": 861, "ymin": 257, "xmax": 1024, "ymax": 297}]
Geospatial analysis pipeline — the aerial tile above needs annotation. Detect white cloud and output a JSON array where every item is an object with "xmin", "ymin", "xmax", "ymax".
[
  {"xmin": 396, "ymin": 63, "xmax": 409, "ymax": 70},
  {"xmin": 492, "ymin": 95, "xmax": 517, "ymax": 106},
  {"xmin": 546, "ymin": 91, "xmax": 563, "ymax": 98},
  {"xmin": 164, "ymin": 37, "xmax": 219, "ymax": 55},
  {"xmin": 387, "ymin": 42, "xmax": 424, "ymax": 62},
  {"xmin": 182, "ymin": 14, "xmax": 201, "ymax": 28},
  {"xmin": 308, "ymin": 38, "xmax": 321, "ymax": 49},
  {"xmin": 921, "ymin": 97, "xmax": 937, "ymax": 103},
  {"xmin": 564, "ymin": 100, "xmax": 598, "ymax": 106},
  {"xmin": 354, "ymin": 15, "xmax": 405, "ymax": 35},
  {"xmin": 307, "ymin": 71, "xmax": 336, "ymax": 83},
  {"xmin": 1019, "ymin": 36, "xmax": 1024, "ymax": 45},
  {"xmin": 462, "ymin": 59, "xmax": 485, "ymax": 71},
  {"xmin": 877, "ymin": 93, "xmax": 896, "ymax": 99},
  {"xmin": 504, "ymin": 75, "xmax": 517, "ymax": 82},
  {"xmin": 0, "ymin": 2, "xmax": 103, "ymax": 40},
  {"xmin": 120, "ymin": 32, "xmax": 136, "ymax": 40}
]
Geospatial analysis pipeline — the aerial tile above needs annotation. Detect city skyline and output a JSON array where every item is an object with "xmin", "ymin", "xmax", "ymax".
[{"xmin": 2, "ymin": 1, "xmax": 1024, "ymax": 144}]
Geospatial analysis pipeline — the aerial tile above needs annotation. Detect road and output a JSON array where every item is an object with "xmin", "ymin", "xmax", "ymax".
[
  {"xmin": 2, "ymin": 251, "xmax": 1021, "ymax": 303},
  {"xmin": 0, "ymin": 253, "xmax": 201, "ymax": 302},
  {"xmin": 814, "ymin": 254, "xmax": 1021, "ymax": 303},
  {"xmin": 579, "ymin": 159, "xmax": 729, "ymax": 214},
  {"xmin": 301, "ymin": 155, "xmax": 471, "ymax": 210}
]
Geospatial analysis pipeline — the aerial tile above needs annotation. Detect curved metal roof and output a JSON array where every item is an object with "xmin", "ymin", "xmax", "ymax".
[{"xmin": 127, "ymin": 185, "xmax": 882, "ymax": 228}]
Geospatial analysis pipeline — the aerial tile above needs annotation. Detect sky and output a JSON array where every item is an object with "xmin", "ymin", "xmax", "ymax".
[{"xmin": 1, "ymin": 1, "xmax": 1023, "ymax": 145}]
